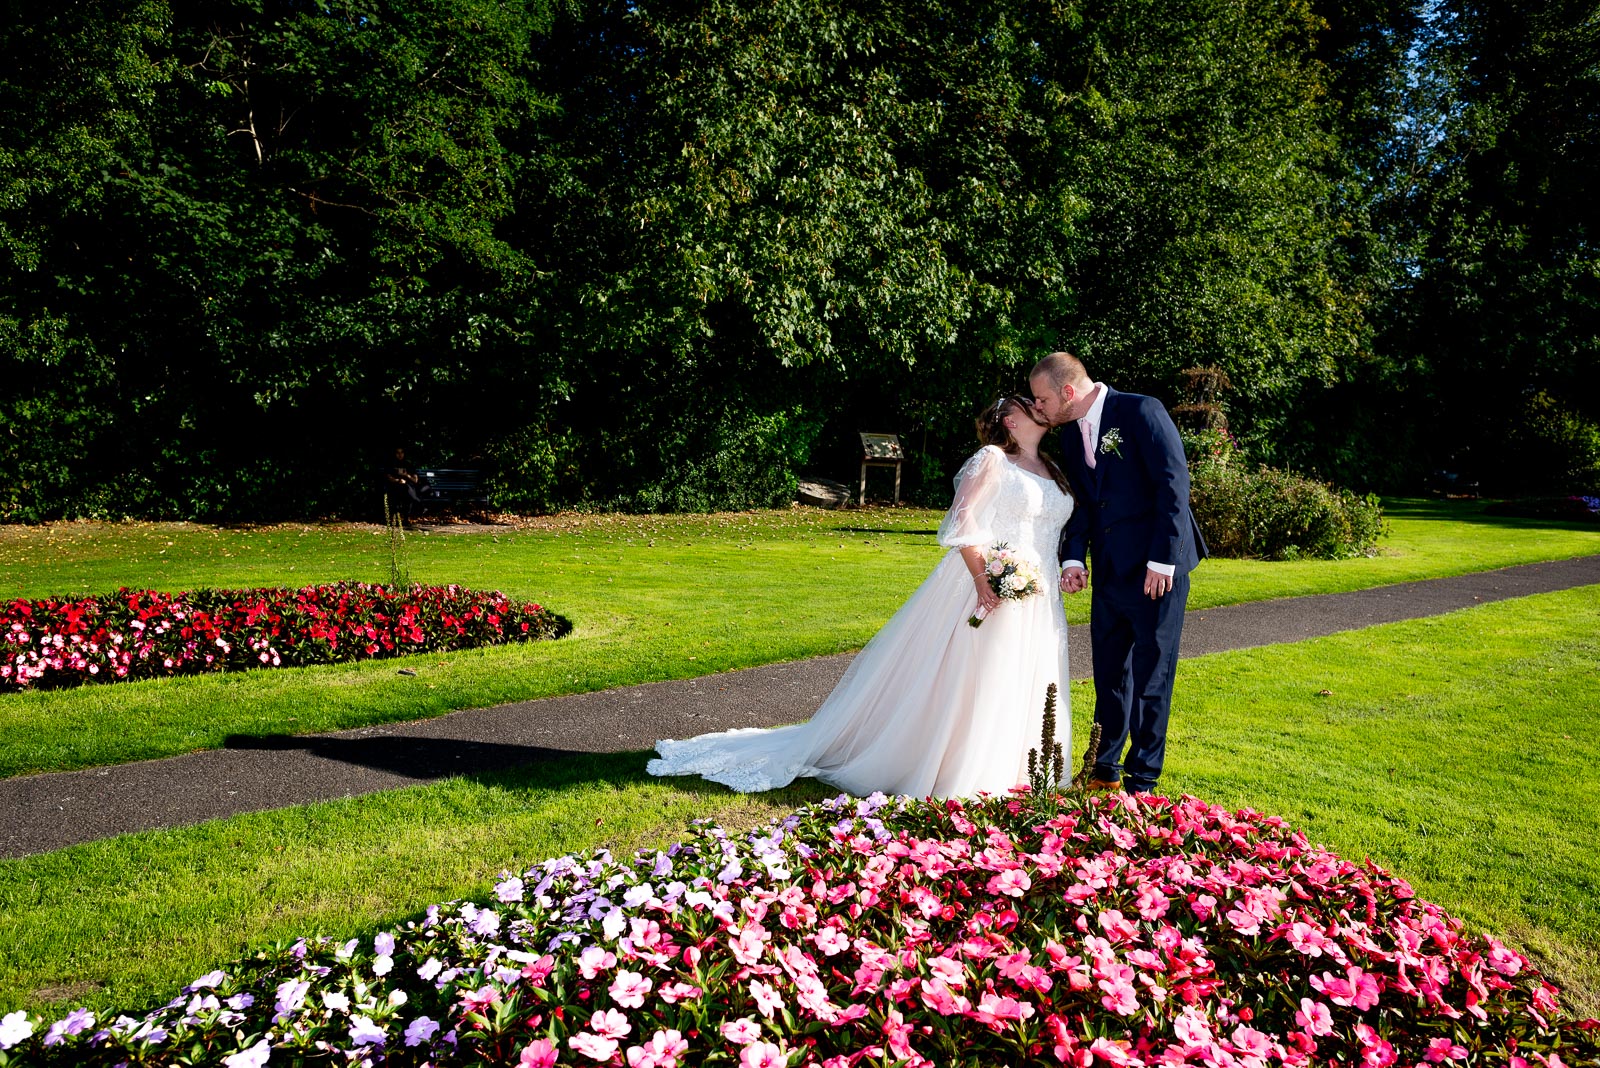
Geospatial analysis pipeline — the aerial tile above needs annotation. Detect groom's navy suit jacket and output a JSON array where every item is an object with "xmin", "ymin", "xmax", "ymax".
[{"xmin": 1059, "ymin": 387, "xmax": 1208, "ymax": 580}]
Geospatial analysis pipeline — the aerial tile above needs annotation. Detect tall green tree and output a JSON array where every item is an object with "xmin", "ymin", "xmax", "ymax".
[{"xmin": 1391, "ymin": 0, "xmax": 1599, "ymax": 492}]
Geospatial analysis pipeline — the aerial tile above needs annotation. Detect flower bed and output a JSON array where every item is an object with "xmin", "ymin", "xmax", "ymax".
[
  {"xmin": 1, "ymin": 584, "xmax": 570, "ymax": 691},
  {"xmin": 4, "ymin": 791, "xmax": 1595, "ymax": 1067}
]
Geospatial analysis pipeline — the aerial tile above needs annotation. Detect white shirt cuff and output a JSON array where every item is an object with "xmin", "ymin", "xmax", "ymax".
[
  {"xmin": 1146, "ymin": 561, "xmax": 1176, "ymax": 577},
  {"xmin": 1062, "ymin": 560, "xmax": 1086, "ymax": 572}
]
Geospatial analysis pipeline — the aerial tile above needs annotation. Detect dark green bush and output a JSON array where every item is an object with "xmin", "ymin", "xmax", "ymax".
[
  {"xmin": 1496, "ymin": 393, "xmax": 1600, "ymax": 496},
  {"xmin": 1191, "ymin": 463, "xmax": 1385, "ymax": 559}
]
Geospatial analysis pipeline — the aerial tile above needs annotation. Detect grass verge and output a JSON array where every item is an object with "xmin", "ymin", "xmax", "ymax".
[
  {"xmin": 1, "ymin": 584, "xmax": 1596, "ymax": 1019},
  {"xmin": 1, "ymin": 498, "xmax": 1597, "ymax": 778}
]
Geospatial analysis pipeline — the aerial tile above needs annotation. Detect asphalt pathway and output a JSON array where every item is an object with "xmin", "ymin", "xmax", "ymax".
[{"xmin": 4, "ymin": 554, "xmax": 1598, "ymax": 859}]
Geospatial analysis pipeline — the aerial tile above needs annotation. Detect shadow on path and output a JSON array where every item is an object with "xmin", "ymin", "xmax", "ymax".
[{"xmin": 223, "ymin": 732, "xmax": 573, "ymax": 782}]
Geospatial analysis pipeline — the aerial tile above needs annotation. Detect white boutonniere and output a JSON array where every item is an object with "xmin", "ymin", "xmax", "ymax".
[{"xmin": 1098, "ymin": 427, "xmax": 1124, "ymax": 459}]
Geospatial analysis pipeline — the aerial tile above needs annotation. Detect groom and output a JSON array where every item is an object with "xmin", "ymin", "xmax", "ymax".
[{"xmin": 1029, "ymin": 352, "xmax": 1207, "ymax": 795}]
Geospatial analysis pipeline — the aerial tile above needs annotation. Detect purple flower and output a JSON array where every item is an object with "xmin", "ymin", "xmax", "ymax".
[
  {"xmin": 718, "ymin": 860, "xmax": 744, "ymax": 884},
  {"xmin": 348, "ymin": 1015, "xmax": 386, "ymax": 1047},
  {"xmin": 404, "ymin": 1016, "xmax": 440, "ymax": 1047},
  {"xmin": 42, "ymin": 1007, "xmax": 95, "ymax": 1046},
  {"xmin": 470, "ymin": 907, "xmax": 501, "ymax": 937},
  {"xmin": 274, "ymin": 979, "xmax": 310, "ymax": 1020},
  {"xmin": 225, "ymin": 994, "xmax": 254, "ymax": 1011},
  {"xmin": 222, "ymin": 1039, "xmax": 272, "ymax": 1068},
  {"xmin": 185, "ymin": 970, "xmax": 227, "ymax": 992},
  {"xmin": 374, "ymin": 932, "xmax": 395, "ymax": 957},
  {"xmin": 652, "ymin": 853, "xmax": 673, "ymax": 877},
  {"xmin": 496, "ymin": 876, "xmax": 525, "ymax": 902}
]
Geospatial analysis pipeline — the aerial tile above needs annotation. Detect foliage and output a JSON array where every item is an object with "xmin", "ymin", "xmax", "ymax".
[
  {"xmin": 1350, "ymin": 0, "xmax": 1600, "ymax": 493},
  {"xmin": 1497, "ymin": 393, "xmax": 1600, "ymax": 497},
  {"xmin": 0, "ymin": 0, "xmax": 1410, "ymax": 519},
  {"xmin": 1179, "ymin": 428, "xmax": 1244, "ymax": 475},
  {"xmin": 1191, "ymin": 465, "xmax": 1386, "ymax": 560},
  {"xmin": 6, "ymin": 790, "xmax": 1597, "ymax": 1065},
  {"xmin": 0, "ymin": 583, "xmax": 568, "ymax": 691}
]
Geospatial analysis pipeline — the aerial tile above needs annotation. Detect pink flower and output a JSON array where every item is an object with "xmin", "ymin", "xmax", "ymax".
[
  {"xmin": 589, "ymin": 1008, "xmax": 631, "ymax": 1040},
  {"xmin": 987, "ymin": 869, "xmax": 1031, "ymax": 898},
  {"xmin": 1098, "ymin": 975, "xmax": 1139, "ymax": 1017},
  {"xmin": 1295, "ymin": 998, "xmax": 1333, "ymax": 1037},
  {"xmin": 578, "ymin": 946, "xmax": 617, "ymax": 979},
  {"xmin": 1425, "ymin": 1037, "xmax": 1469, "ymax": 1063},
  {"xmin": 1354, "ymin": 1023, "xmax": 1396, "ymax": 1068},
  {"xmin": 519, "ymin": 1038, "xmax": 560, "ymax": 1068},
  {"xmin": 920, "ymin": 979, "xmax": 971, "ymax": 1016},
  {"xmin": 627, "ymin": 1029, "xmax": 688, "ymax": 1068},
  {"xmin": 609, "ymin": 970, "xmax": 653, "ymax": 1009},
  {"xmin": 749, "ymin": 980, "xmax": 784, "ymax": 1019},
  {"xmin": 1312, "ymin": 965, "xmax": 1380, "ymax": 1011},
  {"xmin": 928, "ymin": 956, "xmax": 966, "ymax": 985},
  {"xmin": 1088, "ymin": 1036, "xmax": 1135, "ymax": 1065},
  {"xmin": 811, "ymin": 927, "xmax": 849, "ymax": 956},
  {"xmin": 720, "ymin": 1018, "xmax": 761, "ymax": 1044},
  {"xmin": 974, "ymin": 991, "xmax": 1036, "ymax": 1026},
  {"xmin": 1231, "ymin": 1025, "xmax": 1272, "ymax": 1057},
  {"xmin": 658, "ymin": 982, "xmax": 701, "ymax": 1004},
  {"xmin": 1286, "ymin": 921, "xmax": 1336, "ymax": 958},
  {"xmin": 1173, "ymin": 1007, "xmax": 1213, "ymax": 1046},
  {"xmin": 1097, "ymin": 910, "xmax": 1138, "ymax": 942},
  {"xmin": 459, "ymin": 986, "xmax": 499, "ymax": 1014},
  {"xmin": 739, "ymin": 1041, "xmax": 788, "ymax": 1068},
  {"xmin": 567, "ymin": 1032, "xmax": 619, "ymax": 1062},
  {"xmin": 1486, "ymin": 941, "xmax": 1524, "ymax": 977}
]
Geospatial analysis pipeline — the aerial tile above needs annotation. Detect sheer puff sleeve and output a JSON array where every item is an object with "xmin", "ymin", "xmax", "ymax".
[{"xmin": 937, "ymin": 445, "xmax": 1007, "ymax": 549}]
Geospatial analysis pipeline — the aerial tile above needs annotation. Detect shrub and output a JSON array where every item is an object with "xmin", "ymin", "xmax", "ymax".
[
  {"xmin": 1179, "ymin": 427, "xmax": 1244, "ymax": 475},
  {"xmin": 7, "ymin": 791, "xmax": 1595, "ymax": 1066},
  {"xmin": 0, "ymin": 583, "xmax": 570, "ymax": 692},
  {"xmin": 1498, "ymin": 393, "xmax": 1600, "ymax": 496},
  {"xmin": 1191, "ymin": 464, "xmax": 1385, "ymax": 559}
]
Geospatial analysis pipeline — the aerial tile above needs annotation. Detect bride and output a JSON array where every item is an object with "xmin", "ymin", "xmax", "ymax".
[{"xmin": 648, "ymin": 396, "xmax": 1075, "ymax": 797}]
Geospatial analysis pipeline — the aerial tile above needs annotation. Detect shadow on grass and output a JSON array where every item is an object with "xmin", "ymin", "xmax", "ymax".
[
  {"xmin": 1382, "ymin": 496, "xmax": 1600, "ymax": 533},
  {"xmin": 829, "ymin": 527, "xmax": 940, "ymax": 536}
]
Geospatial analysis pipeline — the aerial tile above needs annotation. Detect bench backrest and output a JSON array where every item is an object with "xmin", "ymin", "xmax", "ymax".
[{"xmin": 418, "ymin": 468, "xmax": 485, "ymax": 492}]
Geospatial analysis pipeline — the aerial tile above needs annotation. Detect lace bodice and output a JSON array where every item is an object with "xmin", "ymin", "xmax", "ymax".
[{"xmin": 936, "ymin": 445, "xmax": 1075, "ymax": 567}]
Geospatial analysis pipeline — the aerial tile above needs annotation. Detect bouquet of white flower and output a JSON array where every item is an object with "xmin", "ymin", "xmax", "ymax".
[{"xmin": 968, "ymin": 542, "xmax": 1044, "ymax": 627}]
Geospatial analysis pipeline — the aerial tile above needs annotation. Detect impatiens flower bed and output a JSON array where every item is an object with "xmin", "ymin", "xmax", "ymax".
[
  {"xmin": 1, "ymin": 584, "xmax": 570, "ymax": 691},
  {"xmin": 4, "ymin": 791, "xmax": 1596, "ymax": 1067}
]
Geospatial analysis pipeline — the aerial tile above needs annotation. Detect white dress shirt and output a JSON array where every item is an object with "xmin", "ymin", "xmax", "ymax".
[{"xmin": 1063, "ymin": 383, "xmax": 1176, "ymax": 579}]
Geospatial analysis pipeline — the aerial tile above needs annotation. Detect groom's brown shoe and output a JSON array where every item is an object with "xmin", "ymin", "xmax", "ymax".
[{"xmin": 1087, "ymin": 778, "xmax": 1123, "ymax": 791}]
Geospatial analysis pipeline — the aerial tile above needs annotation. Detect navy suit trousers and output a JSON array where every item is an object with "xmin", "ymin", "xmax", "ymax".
[{"xmin": 1089, "ymin": 569, "xmax": 1189, "ymax": 792}]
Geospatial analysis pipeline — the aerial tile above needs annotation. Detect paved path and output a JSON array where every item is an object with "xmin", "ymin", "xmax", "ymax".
[{"xmin": 5, "ymin": 555, "xmax": 1598, "ymax": 859}]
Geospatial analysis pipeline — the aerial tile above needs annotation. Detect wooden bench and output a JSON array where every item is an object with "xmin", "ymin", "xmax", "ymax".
[{"xmin": 416, "ymin": 468, "xmax": 491, "ymax": 514}]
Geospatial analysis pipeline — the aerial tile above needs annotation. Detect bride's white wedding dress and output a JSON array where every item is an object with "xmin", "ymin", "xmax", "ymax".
[{"xmin": 647, "ymin": 444, "xmax": 1074, "ymax": 797}]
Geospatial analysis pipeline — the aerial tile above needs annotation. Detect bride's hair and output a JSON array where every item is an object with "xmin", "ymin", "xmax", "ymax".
[{"xmin": 976, "ymin": 396, "xmax": 1072, "ymax": 496}]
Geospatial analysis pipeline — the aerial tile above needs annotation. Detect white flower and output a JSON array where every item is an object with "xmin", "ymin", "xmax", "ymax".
[{"xmin": 0, "ymin": 1011, "xmax": 35, "ymax": 1049}]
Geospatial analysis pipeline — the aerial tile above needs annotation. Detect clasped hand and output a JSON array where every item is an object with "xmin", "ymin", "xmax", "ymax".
[{"xmin": 1059, "ymin": 566, "xmax": 1087, "ymax": 595}]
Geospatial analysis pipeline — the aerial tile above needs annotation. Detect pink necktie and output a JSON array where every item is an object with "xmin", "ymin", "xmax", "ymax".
[{"xmin": 1080, "ymin": 420, "xmax": 1097, "ymax": 469}]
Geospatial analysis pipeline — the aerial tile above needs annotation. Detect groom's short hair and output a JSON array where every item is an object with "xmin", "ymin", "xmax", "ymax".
[{"xmin": 1031, "ymin": 351, "xmax": 1089, "ymax": 390}]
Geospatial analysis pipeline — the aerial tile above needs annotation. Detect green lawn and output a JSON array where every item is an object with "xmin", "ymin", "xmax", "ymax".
[
  {"xmin": 0, "ymin": 499, "xmax": 1597, "ymax": 778},
  {"xmin": 2, "ymin": 586, "xmax": 1596, "ymax": 1021}
]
